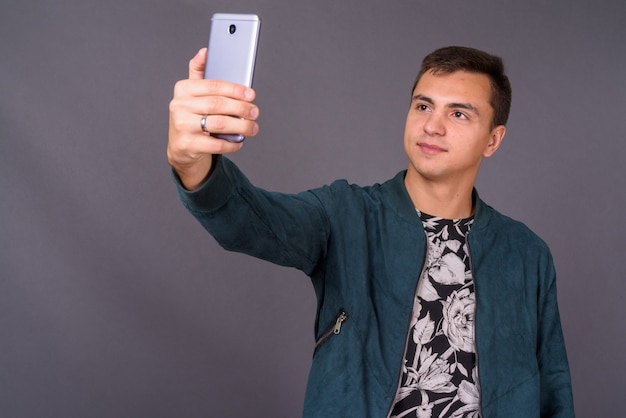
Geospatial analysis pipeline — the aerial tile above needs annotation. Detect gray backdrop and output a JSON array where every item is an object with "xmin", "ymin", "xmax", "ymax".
[{"xmin": 1, "ymin": 0, "xmax": 624, "ymax": 416}]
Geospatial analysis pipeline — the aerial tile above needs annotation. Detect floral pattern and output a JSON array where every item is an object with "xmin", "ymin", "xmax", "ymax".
[{"xmin": 390, "ymin": 212, "xmax": 479, "ymax": 418}]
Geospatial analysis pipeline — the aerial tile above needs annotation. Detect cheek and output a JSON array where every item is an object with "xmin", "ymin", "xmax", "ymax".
[
  {"xmin": 404, "ymin": 114, "xmax": 423, "ymax": 136},
  {"xmin": 404, "ymin": 113, "xmax": 413, "ymax": 129}
]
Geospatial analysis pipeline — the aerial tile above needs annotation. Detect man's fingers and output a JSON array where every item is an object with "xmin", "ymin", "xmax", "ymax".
[
  {"xmin": 199, "ymin": 79, "xmax": 256, "ymax": 102},
  {"xmin": 169, "ymin": 94, "xmax": 259, "ymax": 135},
  {"xmin": 174, "ymin": 79, "xmax": 256, "ymax": 104},
  {"xmin": 192, "ymin": 96, "xmax": 259, "ymax": 121},
  {"xmin": 171, "ymin": 112, "xmax": 259, "ymax": 139},
  {"xmin": 202, "ymin": 115, "xmax": 260, "ymax": 138},
  {"xmin": 189, "ymin": 48, "xmax": 207, "ymax": 80}
]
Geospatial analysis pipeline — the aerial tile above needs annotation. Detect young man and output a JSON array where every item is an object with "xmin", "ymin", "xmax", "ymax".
[{"xmin": 168, "ymin": 46, "xmax": 574, "ymax": 417}]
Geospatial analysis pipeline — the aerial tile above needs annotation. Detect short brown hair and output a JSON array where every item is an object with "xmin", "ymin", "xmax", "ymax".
[{"xmin": 412, "ymin": 46, "xmax": 512, "ymax": 128}]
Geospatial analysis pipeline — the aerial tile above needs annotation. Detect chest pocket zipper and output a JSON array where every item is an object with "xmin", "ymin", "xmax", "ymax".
[{"xmin": 313, "ymin": 309, "xmax": 349, "ymax": 356}]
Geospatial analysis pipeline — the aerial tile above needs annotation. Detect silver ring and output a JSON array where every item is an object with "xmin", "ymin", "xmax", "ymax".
[{"xmin": 200, "ymin": 115, "xmax": 209, "ymax": 133}]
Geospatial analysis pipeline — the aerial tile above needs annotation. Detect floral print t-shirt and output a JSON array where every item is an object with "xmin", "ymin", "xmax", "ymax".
[{"xmin": 389, "ymin": 211, "xmax": 480, "ymax": 418}]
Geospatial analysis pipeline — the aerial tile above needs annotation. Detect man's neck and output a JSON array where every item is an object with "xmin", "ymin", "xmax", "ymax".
[{"xmin": 404, "ymin": 172, "xmax": 476, "ymax": 220}]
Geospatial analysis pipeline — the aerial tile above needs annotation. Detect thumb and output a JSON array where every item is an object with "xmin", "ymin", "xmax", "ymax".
[{"xmin": 189, "ymin": 48, "xmax": 207, "ymax": 80}]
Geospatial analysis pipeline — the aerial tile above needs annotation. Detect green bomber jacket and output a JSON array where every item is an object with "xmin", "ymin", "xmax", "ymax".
[{"xmin": 175, "ymin": 156, "xmax": 574, "ymax": 417}]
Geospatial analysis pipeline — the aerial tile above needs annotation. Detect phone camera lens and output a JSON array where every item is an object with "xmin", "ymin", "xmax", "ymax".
[{"xmin": 229, "ymin": 24, "xmax": 236, "ymax": 34}]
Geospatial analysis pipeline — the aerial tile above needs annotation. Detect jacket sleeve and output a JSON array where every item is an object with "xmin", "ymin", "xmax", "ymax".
[
  {"xmin": 173, "ymin": 156, "xmax": 330, "ymax": 276},
  {"xmin": 537, "ymin": 252, "xmax": 575, "ymax": 417}
]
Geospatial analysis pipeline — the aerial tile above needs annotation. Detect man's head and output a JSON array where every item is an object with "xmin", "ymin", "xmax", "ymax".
[
  {"xmin": 412, "ymin": 46, "xmax": 511, "ymax": 129},
  {"xmin": 403, "ymin": 46, "xmax": 511, "ymax": 201}
]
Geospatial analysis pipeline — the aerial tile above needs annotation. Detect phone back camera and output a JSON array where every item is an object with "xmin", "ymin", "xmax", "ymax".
[{"xmin": 229, "ymin": 24, "xmax": 236, "ymax": 34}]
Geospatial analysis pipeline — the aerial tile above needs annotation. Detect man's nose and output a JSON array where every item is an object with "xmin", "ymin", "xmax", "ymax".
[{"xmin": 423, "ymin": 112, "xmax": 446, "ymax": 136}]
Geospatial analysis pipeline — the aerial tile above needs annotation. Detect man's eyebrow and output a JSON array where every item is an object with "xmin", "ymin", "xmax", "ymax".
[
  {"xmin": 412, "ymin": 94, "xmax": 433, "ymax": 104},
  {"xmin": 447, "ymin": 102, "xmax": 480, "ymax": 115}
]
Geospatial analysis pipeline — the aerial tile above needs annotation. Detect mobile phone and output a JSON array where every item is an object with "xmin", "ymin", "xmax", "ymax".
[{"xmin": 204, "ymin": 13, "xmax": 261, "ymax": 142}]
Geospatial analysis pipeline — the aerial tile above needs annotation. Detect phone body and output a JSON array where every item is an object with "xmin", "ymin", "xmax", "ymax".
[{"xmin": 204, "ymin": 13, "xmax": 261, "ymax": 142}]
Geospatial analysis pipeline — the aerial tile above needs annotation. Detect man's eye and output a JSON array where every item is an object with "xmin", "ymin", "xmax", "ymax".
[
  {"xmin": 453, "ymin": 111, "xmax": 468, "ymax": 119},
  {"xmin": 416, "ymin": 104, "xmax": 429, "ymax": 111}
]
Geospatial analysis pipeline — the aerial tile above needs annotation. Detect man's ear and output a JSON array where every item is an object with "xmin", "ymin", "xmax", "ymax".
[{"xmin": 483, "ymin": 125, "xmax": 506, "ymax": 158}]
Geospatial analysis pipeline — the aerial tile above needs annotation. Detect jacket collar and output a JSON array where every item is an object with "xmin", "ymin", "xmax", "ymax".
[{"xmin": 387, "ymin": 170, "xmax": 492, "ymax": 230}]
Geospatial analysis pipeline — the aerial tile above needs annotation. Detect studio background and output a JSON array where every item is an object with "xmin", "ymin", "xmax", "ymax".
[{"xmin": 1, "ymin": 0, "xmax": 624, "ymax": 416}]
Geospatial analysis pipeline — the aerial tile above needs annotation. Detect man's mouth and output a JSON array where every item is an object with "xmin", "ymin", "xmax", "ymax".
[{"xmin": 417, "ymin": 142, "xmax": 446, "ymax": 155}]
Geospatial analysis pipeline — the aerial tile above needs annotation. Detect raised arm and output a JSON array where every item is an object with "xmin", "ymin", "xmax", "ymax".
[{"xmin": 167, "ymin": 48, "xmax": 260, "ymax": 190}]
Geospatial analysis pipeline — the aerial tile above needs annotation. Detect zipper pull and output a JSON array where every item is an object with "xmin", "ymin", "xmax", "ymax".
[{"xmin": 333, "ymin": 311, "xmax": 348, "ymax": 334}]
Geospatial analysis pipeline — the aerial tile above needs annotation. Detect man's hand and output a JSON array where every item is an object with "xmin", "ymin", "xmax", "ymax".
[{"xmin": 167, "ymin": 48, "xmax": 260, "ymax": 190}]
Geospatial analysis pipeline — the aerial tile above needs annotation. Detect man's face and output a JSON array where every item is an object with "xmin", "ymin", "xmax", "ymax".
[{"xmin": 404, "ymin": 70, "xmax": 505, "ymax": 187}]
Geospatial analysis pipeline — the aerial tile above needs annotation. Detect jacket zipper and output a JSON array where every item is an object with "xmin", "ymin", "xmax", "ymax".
[
  {"xmin": 313, "ymin": 309, "xmax": 348, "ymax": 356},
  {"xmin": 386, "ymin": 231, "xmax": 429, "ymax": 418},
  {"xmin": 466, "ymin": 236, "xmax": 483, "ymax": 417}
]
